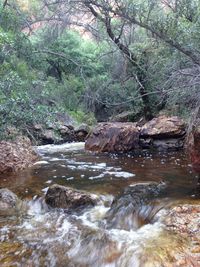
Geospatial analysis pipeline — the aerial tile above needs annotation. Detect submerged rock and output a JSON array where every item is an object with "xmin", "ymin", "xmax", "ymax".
[
  {"xmin": 85, "ymin": 122, "xmax": 140, "ymax": 153},
  {"xmin": 0, "ymin": 136, "xmax": 38, "ymax": 173},
  {"xmin": 0, "ymin": 188, "xmax": 23, "ymax": 216},
  {"xmin": 105, "ymin": 182, "xmax": 166, "ymax": 230},
  {"xmin": 45, "ymin": 184, "xmax": 98, "ymax": 211}
]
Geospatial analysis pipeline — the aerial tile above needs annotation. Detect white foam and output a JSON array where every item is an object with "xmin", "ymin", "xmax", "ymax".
[
  {"xmin": 41, "ymin": 187, "xmax": 49, "ymax": 193},
  {"xmin": 36, "ymin": 142, "xmax": 85, "ymax": 154},
  {"xmin": 34, "ymin": 160, "xmax": 49, "ymax": 165},
  {"xmin": 89, "ymin": 171, "xmax": 135, "ymax": 179},
  {"xmin": 45, "ymin": 180, "xmax": 52, "ymax": 184},
  {"xmin": 49, "ymin": 158, "xmax": 61, "ymax": 162},
  {"xmin": 66, "ymin": 177, "xmax": 74, "ymax": 180}
]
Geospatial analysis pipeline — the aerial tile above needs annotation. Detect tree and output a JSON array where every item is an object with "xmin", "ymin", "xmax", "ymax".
[{"xmin": 36, "ymin": 0, "xmax": 200, "ymax": 119}]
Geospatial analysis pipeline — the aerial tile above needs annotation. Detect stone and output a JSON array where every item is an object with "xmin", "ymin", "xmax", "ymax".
[
  {"xmin": 75, "ymin": 123, "xmax": 90, "ymax": 142},
  {"xmin": 188, "ymin": 125, "xmax": 200, "ymax": 173},
  {"xmin": 165, "ymin": 204, "xmax": 200, "ymax": 237},
  {"xmin": 45, "ymin": 184, "xmax": 97, "ymax": 211},
  {"xmin": 85, "ymin": 122, "xmax": 140, "ymax": 153},
  {"xmin": 140, "ymin": 116, "xmax": 186, "ymax": 138},
  {"xmin": 139, "ymin": 116, "xmax": 186, "ymax": 150},
  {"xmin": 140, "ymin": 137, "xmax": 185, "ymax": 150},
  {"xmin": 105, "ymin": 182, "xmax": 166, "ymax": 230},
  {"xmin": 0, "ymin": 136, "xmax": 38, "ymax": 173},
  {"xmin": 160, "ymin": 204, "xmax": 200, "ymax": 267},
  {"xmin": 57, "ymin": 125, "xmax": 75, "ymax": 143},
  {"xmin": 0, "ymin": 188, "xmax": 23, "ymax": 216},
  {"xmin": 41, "ymin": 130, "xmax": 60, "ymax": 144}
]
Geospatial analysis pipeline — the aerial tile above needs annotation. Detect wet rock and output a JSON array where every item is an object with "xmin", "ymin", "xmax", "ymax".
[
  {"xmin": 0, "ymin": 136, "xmax": 38, "ymax": 173},
  {"xmin": 45, "ymin": 184, "xmax": 97, "ymax": 211},
  {"xmin": 86, "ymin": 117, "xmax": 186, "ymax": 153},
  {"xmin": 188, "ymin": 124, "xmax": 200, "ymax": 173},
  {"xmin": 85, "ymin": 122, "xmax": 140, "ymax": 153},
  {"xmin": 140, "ymin": 137, "xmax": 185, "ymax": 150},
  {"xmin": 31, "ymin": 117, "xmax": 91, "ymax": 144},
  {"xmin": 105, "ymin": 182, "xmax": 166, "ymax": 230},
  {"xmin": 75, "ymin": 123, "xmax": 90, "ymax": 142},
  {"xmin": 41, "ymin": 129, "xmax": 61, "ymax": 144},
  {"xmin": 140, "ymin": 116, "xmax": 186, "ymax": 150},
  {"xmin": 141, "ymin": 116, "xmax": 186, "ymax": 138},
  {"xmin": 188, "ymin": 107, "xmax": 200, "ymax": 172},
  {"xmin": 57, "ymin": 124, "xmax": 77, "ymax": 143},
  {"xmin": 31, "ymin": 125, "xmax": 76, "ymax": 145},
  {"xmin": 0, "ymin": 188, "xmax": 23, "ymax": 216}
]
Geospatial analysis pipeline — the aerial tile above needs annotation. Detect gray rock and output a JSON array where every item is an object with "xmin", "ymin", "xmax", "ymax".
[
  {"xmin": 45, "ymin": 184, "xmax": 98, "ymax": 211},
  {"xmin": 105, "ymin": 182, "xmax": 166, "ymax": 230},
  {"xmin": 0, "ymin": 188, "xmax": 23, "ymax": 216}
]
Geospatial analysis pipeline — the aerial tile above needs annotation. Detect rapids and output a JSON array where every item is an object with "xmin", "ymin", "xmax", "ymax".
[{"xmin": 0, "ymin": 142, "xmax": 199, "ymax": 266}]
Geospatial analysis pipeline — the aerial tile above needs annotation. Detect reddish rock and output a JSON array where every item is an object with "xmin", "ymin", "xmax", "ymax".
[
  {"xmin": 165, "ymin": 204, "xmax": 200, "ymax": 237},
  {"xmin": 85, "ymin": 122, "xmax": 140, "ymax": 153},
  {"xmin": 162, "ymin": 204, "xmax": 200, "ymax": 267},
  {"xmin": 0, "ymin": 136, "xmax": 38, "ymax": 173},
  {"xmin": 188, "ymin": 125, "xmax": 200, "ymax": 173},
  {"xmin": 141, "ymin": 116, "xmax": 186, "ymax": 138}
]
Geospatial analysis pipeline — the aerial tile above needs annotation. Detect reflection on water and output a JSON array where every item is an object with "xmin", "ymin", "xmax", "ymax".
[{"xmin": 0, "ymin": 143, "xmax": 199, "ymax": 266}]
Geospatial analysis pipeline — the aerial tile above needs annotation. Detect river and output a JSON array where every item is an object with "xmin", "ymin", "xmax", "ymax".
[{"xmin": 0, "ymin": 142, "xmax": 199, "ymax": 266}]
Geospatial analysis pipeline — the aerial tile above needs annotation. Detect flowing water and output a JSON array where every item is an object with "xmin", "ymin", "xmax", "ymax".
[{"xmin": 0, "ymin": 142, "xmax": 199, "ymax": 266}]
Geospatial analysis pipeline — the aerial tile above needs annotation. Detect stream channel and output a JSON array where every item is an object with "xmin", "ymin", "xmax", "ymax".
[{"xmin": 0, "ymin": 142, "xmax": 199, "ymax": 266}]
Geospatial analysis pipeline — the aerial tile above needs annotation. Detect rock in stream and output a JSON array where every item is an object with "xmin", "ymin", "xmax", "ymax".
[
  {"xmin": 105, "ymin": 182, "xmax": 167, "ymax": 230},
  {"xmin": 45, "ymin": 184, "xmax": 98, "ymax": 211},
  {"xmin": 0, "ymin": 188, "xmax": 24, "ymax": 217}
]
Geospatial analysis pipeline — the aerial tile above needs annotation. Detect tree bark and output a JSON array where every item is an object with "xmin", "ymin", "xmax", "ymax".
[{"xmin": 85, "ymin": 3, "xmax": 153, "ymax": 120}]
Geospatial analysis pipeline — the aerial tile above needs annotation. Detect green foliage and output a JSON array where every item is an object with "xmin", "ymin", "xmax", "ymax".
[
  {"xmin": 69, "ymin": 110, "xmax": 97, "ymax": 126},
  {"xmin": 1, "ymin": 0, "xmax": 200, "ymax": 140}
]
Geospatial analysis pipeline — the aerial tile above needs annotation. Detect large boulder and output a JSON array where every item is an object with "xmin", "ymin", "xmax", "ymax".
[
  {"xmin": 0, "ymin": 188, "xmax": 23, "ymax": 216},
  {"xmin": 140, "ymin": 116, "xmax": 186, "ymax": 150},
  {"xmin": 45, "ymin": 184, "xmax": 98, "ymax": 211},
  {"xmin": 85, "ymin": 122, "xmax": 140, "ymax": 153},
  {"xmin": 140, "ymin": 116, "xmax": 186, "ymax": 138},
  {"xmin": 186, "ymin": 107, "xmax": 200, "ymax": 173},
  {"xmin": 0, "ymin": 136, "xmax": 38, "ymax": 173},
  {"xmin": 188, "ymin": 124, "xmax": 200, "ymax": 173}
]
